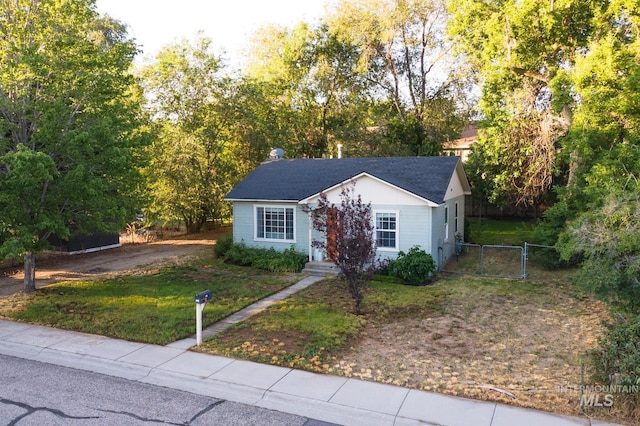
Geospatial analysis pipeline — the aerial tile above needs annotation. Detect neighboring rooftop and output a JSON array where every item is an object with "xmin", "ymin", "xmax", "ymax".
[{"xmin": 443, "ymin": 123, "xmax": 479, "ymax": 162}]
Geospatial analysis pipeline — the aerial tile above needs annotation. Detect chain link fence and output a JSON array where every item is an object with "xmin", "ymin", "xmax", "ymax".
[{"xmin": 442, "ymin": 242, "xmax": 556, "ymax": 280}]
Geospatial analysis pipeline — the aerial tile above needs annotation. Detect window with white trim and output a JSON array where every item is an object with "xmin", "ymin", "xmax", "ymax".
[
  {"xmin": 455, "ymin": 202, "xmax": 459, "ymax": 234},
  {"xmin": 375, "ymin": 211, "xmax": 398, "ymax": 250},
  {"xmin": 255, "ymin": 206, "xmax": 295, "ymax": 241},
  {"xmin": 444, "ymin": 205, "xmax": 449, "ymax": 241}
]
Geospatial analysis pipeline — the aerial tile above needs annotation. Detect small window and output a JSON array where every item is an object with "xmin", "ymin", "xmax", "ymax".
[
  {"xmin": 455, "ymin": 202, "xmax": 459, "ymax": 233},
  {"xmin": 376, "ymin": 211, "xmax": 398, "ymax": 250},
  {"xmin": 444, "ymin": 206, "xmax": 449, "ymax": 241},
  {"xmin": 256, "ymin": 206, "xmax": 295, "ymax": 241}
]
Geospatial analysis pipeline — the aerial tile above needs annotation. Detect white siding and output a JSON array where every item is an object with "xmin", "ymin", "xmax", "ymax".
[
  {"xmin": 432, "ymin": 204, "xmax": 446, "ymax": 267},
  {"xmin": 232, "ymin": 202, "xmax": 254, "ymax": 243},
  {"xmin": 367, "ymin": 204, "xmax": 434, "ymax": 261},
  {"xmin": 435, "ymin": 194, "xmax": 467, "ymax": 268},
  {"xmin": 310, "ymin": 175, "xmax": 429, "ymax": 206},
  {"xmin": 444, "ymin": 169, "xmax": 466, "ymax": 201}
]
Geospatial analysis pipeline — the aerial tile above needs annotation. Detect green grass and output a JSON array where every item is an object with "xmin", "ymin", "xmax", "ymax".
[
  {"xmin": 0, "ymin": 221, "xmax": 542, "ymax": 350},
  {"xmin": 1, "ymin": 256, "xmax": 297, "ymax": 345},
  {"xmin": 199, "ymin": 273, "xmax": 547, "ymax": 370},
  {"xmin": 467, "ymin": 217, "xmax": 536, "ymax": 246},
  {"xmin": 231, "ymin": 277, "xmax": 452, "ymax": 354},
  {"xmin": 439, "ymin": 274, "xmax": 554, "ymax": 299},
  {"xmin": 363, "ymin": 278, "xmax": 451, "ymax": 318}
]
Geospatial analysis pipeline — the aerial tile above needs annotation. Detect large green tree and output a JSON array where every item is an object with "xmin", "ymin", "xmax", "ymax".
[
  {"xmin": 561, "ymin": 1, "xmax": 640, "ymax": 208},
  {"xmin": 559, "ymin": 192, "xmax": 640, "ymax": 313},
  {"xmin": 243, "ymin": 1, "xmax": 472, "ymax": 160},
  {"xmin": 0, "ymin": 0, "xmax": 146, "ymax": 292},
  {"xmin": 554, "ymin": 0, "xmax": 640, "ymax": 301},
  {"xmin": 140, "ymin": 35, "xmax": 238, "ymax": 233},
  {"xmin": 246, "ymin": 22, "xmax": 373, "ymax": 159},
  {"xmin": 447, "ymin": 0, "xmax": 600, "ymax": 209},
  {"xmin": 329, "ymin": 0, "xmax": 472, "ymax": 156},
  {"xmin": 227, "ymin": 77, "xmax": 289, "ymax": 172}
]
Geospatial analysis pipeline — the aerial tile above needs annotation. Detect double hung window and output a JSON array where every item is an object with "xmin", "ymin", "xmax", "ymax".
[
  {"xmin": 375, "ymin": 211, "xmax": 398, "ymax": 250},
  {"xmin": 256, "ymin": 206, "xmax": 294, "ymax": 241}
]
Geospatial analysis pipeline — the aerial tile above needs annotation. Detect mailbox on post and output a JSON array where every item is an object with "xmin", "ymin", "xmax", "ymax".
[
  {"xmin": 195, "ymin": 289, "xmax": 212, "ymax": 304},
  {"xmin": 194, "ymin": 289, "xmax": 212, "ymax": 346}
]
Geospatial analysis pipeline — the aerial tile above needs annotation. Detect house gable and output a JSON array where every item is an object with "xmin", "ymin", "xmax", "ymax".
[
  {"xmin": 443, "ymin": 162, "xmax": 472, "ymax": 201},
  {"xmin": 300, "ymin": 173, "xmax": 439, "ymax": 207}
]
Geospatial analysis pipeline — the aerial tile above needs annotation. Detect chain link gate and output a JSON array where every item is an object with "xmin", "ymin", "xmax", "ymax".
[{"xmin": 442, "ymin": 242, "xmax": 556, "ymax": 279}]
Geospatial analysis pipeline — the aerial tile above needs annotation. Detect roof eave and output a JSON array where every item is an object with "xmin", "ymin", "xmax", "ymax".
[{"xmin": 225, "ymin": 198, "xmax": 301, "ymax": 203}]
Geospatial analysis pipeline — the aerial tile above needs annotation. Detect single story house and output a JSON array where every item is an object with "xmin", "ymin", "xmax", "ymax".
[{"xmin": 224, "ymin": 156, "xmax": 471, "ymax": 269}]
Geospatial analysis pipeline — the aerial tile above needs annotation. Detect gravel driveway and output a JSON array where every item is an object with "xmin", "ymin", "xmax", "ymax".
[{"xmin": 0, "ymin": 232, "xmax": 218, "ymax": 296}]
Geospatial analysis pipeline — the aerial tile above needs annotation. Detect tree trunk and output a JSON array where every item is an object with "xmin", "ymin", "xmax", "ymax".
[
  {"xmin": 185, "ymin": 218, "xmax": 204, "ymax": 235},
  {"xmin": 24, "ymin": 251, "xmax": 36, "ymax": 293}
]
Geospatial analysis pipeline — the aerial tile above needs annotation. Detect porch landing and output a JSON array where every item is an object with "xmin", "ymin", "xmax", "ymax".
[{"xmin": 302, "ymin": 261, "xmax": 340, "ymax": 277}]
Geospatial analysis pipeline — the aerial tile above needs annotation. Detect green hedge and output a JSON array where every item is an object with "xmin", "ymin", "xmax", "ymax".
[{"xmin": 215, "ymin": 237, "xmax": 307, "ymax": 273}]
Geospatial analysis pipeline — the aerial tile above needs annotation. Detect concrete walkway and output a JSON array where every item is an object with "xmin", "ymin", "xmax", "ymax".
[
  {"xmin": 171, "ymin": 275, "xmax": 324, "ymax": 346},
  {"xmin": 0, "ymin": 276, "xmax": 621, "ymax": 426}
]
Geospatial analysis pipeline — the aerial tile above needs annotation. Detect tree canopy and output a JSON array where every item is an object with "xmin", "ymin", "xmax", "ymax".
[
  {"xmin": 139, "ymin": 35, "xmax": 240, "ymax": 233},
  {"xmin": 448, "ymin": 0, "xmax": 639, "ymax": 214},
  {"xmin": 243, "ymin": 0, "xmax": 472, "ymax": 159},
  {"xmin": 246, "ymin": 22, "xmax": 374, "ymax": 158},
  {"xmin": 0, "ymin": 0, "xmax": 147, "ymax": 291}
]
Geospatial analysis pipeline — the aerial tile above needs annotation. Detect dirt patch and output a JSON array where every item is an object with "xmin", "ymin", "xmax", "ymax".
[
  {"xmin": 331, "ymin": 281, "xmax": 613, "ymax": 420},
  {"xmin": 200, "ymin": 275, "xmax": 624, "ymax": 423},
  {"xmin": 0, "ymin": 227, "xmax": 229, "ymax": 296}
]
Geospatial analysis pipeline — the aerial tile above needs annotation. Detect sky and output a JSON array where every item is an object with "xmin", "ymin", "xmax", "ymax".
[{"xmin": 95, "ymin": 0, "xmax": 330, "ymax": 67}]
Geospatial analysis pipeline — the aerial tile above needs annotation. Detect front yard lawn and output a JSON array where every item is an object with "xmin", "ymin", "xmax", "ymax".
[
  {"xmin": 0, "ymin": 256, "xmax": 298, "ymax": 344},
  {"xmin": 196, "ymin": 276, "xmax": 450, "ymax": 367},
  {"xmin": 0, "ymin": 246, "xmax": 625, "ymax": 423},
  {"xmin": 197, "ymin": 273, "xmax": 618, "ymax": 423}
]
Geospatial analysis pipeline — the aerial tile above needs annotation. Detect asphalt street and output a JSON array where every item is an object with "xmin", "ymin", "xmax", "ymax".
[{"xmin": 0, "ymin": 354, "xmax": 334, "ymax": 426}]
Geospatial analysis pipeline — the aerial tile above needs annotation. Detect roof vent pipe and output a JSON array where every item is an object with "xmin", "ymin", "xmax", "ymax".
[{"xmin": 337, "ymin": 143, "xmax": 343, "ymax": 159}]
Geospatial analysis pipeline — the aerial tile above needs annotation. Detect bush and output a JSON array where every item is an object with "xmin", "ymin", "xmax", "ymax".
[
  {"xmin": 373, "ymin": 258, "xmax": 392, "ymax": 276},
  {"xmin": 589, "ymin": 313, "xmax": 640, "ymax": 416},
  {"xmin": 530, "ymin": 201, "xmax": 575, "ymax": 269},
  {"xmin": 222, "ymin": 241, "xmax": 259, "ymax": 266},
  {"xmin": 591, "ymin": 313, "xmax": 640, "ymax": 386},
  {"xmin": 268, "ymin": 246, "xmax": 308, "ymax": 272},
  {"xmin": 221, "ymin": 241, "xmax": 307, "ymax": 273},
  {"xmin": 213, "ymin": 232, "xmax": 234, "ymax": 257},
  {"xmin": 387, "ymin": 246, "xmax": 437, "ymax": 285}
]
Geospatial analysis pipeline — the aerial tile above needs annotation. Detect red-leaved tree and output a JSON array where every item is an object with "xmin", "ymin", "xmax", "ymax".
[{"xmin": 306, "ymin": 185, "xmax": 377, "ymax": 313}]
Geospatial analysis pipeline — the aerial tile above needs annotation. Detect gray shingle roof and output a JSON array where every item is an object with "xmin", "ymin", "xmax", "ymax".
[{"xmin": 225, "ymin": 156, "xmax": 463, "ymax": 204}]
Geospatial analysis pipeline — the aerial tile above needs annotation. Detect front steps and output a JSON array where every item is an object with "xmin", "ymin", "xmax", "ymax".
[{"xmin": 302, "ymin": 261, "xmax": 340, "ymax": 277}]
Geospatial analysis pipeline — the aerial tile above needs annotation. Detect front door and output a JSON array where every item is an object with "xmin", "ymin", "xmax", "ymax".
[{"xmin": 326, "ymin": 207, "xmax": 339, "ymax": 261}]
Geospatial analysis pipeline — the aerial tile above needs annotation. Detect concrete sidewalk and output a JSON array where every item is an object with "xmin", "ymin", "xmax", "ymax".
[
  {"xmin": 0, "ymin": 320, "xmax": 620, "ymax": 426},
  {"xmin": 0, "ymin": 274, "xmax": 621, "ymax": 426}
]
